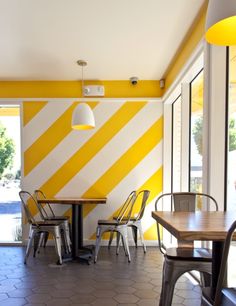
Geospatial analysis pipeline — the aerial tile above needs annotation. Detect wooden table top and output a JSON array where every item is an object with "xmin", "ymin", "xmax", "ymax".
[
  {"xmin": 38, "ymin": 197, "xmax": 107, "ymax": 205},
  {"xmin": 152, "ymin": 211, "xmax": 236, "ymax": 241}
]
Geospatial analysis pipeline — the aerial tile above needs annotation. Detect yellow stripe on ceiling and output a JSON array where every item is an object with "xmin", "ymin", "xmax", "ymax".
[
  {"xmin": 0, "ymin": 107, "xmax": 19, "ymax": 116},
  {"xmin": 37, "ymin": 102, "xmax": 147, "ymax": 204},
  {"xmin": 24, "ymin": 102, "xmax": 98, "ymax": 176},
  {"xmin": 89, "ymin": 166, "xmax": 163, "ymax": 240},
  {"xmin": 23, "ymin": 102, "xmax": 48, "ymax": 126},
  {"xmin": 83, "ymin": 117, "xmax": 163, "ymax": 218}
]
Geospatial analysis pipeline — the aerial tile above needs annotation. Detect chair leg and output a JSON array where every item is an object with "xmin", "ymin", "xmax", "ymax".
[
  {"xmin": 43, "ymin": 232, "xmax": 49, "ymax": 248},
  {"xmin": 131, "ymin": 226, "xmax": 138, "ymax": 248},
  {"xmin": 116, "ymin": 232, "xmax": 121, "ymax": 255},
  {"xmin": 94, "ymin": 226, "xmax": 102, "ymax": 263},
  {"xmin": 51, "ymin": 227, "xmax": 62, "ymax": 265},
  {"xmin": 33, "ymin": 232, "xmax": 44, "ymax": 257},
  {"xmin": 24, "ymin": 227, "xmax": 35, "ymax": 264},
  {"xmin": 118, "ymin": 227, "xmax": 131, "ymax": 262},
  {"xmin": 160, "ymin": 258, "xmax": 181, "ymax": 306},
  {"xmin": 37, "ymin": 232, "xmax": 45, "ymax": 253},
  {"xmin": 62, "ymin": 222, "xmax": 71, "ymax": 254},
  {"xmin": 108, "ymin": 231, "xmax": 114, "ymax": 249},
  {"xmin": 137, "ymin": 222, "xmax": 147, "ymax": 253},
  {"xmin": 200, "ymin": 272, "xmax": 211, "ymax": 287}
]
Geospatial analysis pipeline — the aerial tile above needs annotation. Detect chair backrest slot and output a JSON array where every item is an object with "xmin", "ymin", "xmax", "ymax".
[
  {"xmin": 133, "ymin": 190, "xmax": 150, "ymax": 221},
  {"xmin": 34, "ymin": 189, "xmax": 55, "ymax": 219},
  {"xmin": 19, "ymin": 191, "xmax": 39, "ymax": 226},
  {"xmin": 117, "ymin": 191, "xmax": 136, "ymax": 224}
]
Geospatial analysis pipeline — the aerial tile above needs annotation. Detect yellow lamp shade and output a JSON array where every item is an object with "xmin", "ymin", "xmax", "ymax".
[
  {"xmin": 206, "ymin": 0, "xmax": 236, "ymax": 46},
  {"xmin": 71, "ymin": 103, "xmax": 95, "ymax": 130}
]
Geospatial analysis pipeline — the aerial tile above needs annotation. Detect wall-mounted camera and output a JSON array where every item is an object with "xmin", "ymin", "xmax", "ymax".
[{"xmin": 130, "ymin": 77, "xmax": 139, "ymax": 85}]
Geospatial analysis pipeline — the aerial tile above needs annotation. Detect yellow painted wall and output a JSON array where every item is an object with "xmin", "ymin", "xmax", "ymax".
[
  {"xmin": 0, "ymin": 80, "xmax": 161, "ymax": 98},
  {"xmin": 163, "ymin": 3, "xmax": 207, "ymax": 93},
  {"xmin": 22, "ymin": 99, "xmax": 163, "ymax": 242}
]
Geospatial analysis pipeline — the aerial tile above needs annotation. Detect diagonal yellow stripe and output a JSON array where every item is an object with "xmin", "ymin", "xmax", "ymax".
[
  {"xmin": 144, "ymin": 223, "xmax": 158, "ymax": 240},
  {"xmin": 24, "ymin": 102, "xmax": 98, "ymax": 176},
  {"xmin": 23, "ymin": 101, "xmax": 48, "ymax": 126},
  {"xmin": 27, "ymin": 102, "xmax": 146, "ymax": 218},
  {"xmin": 83, "ymin": 116, "xmax": 163, "ymax": 218},
  {"xmin": 89, "ymin": 166, "xmax": 163, "ymax": 240},
  {"xmin": 35, "ymin": 102, "xmax": 147, "ymax": 212}
]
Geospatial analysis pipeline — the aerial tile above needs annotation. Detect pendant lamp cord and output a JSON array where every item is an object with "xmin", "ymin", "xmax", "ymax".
[{"xmin": 81, "ymin": 65, "xmax": 84, "ymax": 98}]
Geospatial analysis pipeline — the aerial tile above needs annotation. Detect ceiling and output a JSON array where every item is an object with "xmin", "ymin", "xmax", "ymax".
[{"xmin": 0, "ymin": 0, "xmax": 205, "ymax": 81}]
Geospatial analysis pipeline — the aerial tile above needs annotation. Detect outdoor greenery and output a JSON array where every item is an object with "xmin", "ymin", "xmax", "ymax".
[
  {"xmin": 0, "ymin": 122, "xmax": 15, "ymax": 179},
  {"xmin": 192, "ymin": 116, "xmax": 236, "ymax": 156}
]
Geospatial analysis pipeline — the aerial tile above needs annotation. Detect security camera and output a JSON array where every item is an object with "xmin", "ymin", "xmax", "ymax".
[{"xmin": 130, "ymin": 77, "xmax": 139, "ymax": 85}]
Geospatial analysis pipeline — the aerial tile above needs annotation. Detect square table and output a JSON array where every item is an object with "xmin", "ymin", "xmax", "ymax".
[
  {"xmin": 152, "ymin": 211, "xmax": 236, "ymax": 289},
  {"xmin": 38, "ymin": 197, "xmax": 107, "ymax": 263}
]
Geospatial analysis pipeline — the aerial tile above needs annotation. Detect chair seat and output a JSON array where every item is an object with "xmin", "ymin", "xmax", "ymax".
[
  {"xmin": 98, "ymin": 220, "xmax": 126, "ymax": 226},
  {"xmin": 45, "ymin": 216, "xmax": 70, "ymax": 221},
  {"xmin": 113, "ymin": 216, "xmax": 137, "ymax": 222},
  {"xmin": 166, "ymin": 247, "xmax": 212, "ymax": 261},
  {"xmin": 32, "ymin": 221, "xmax": 62, "ymax": 226}
]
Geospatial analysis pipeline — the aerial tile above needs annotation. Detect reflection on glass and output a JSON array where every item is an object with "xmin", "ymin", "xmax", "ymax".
[
  {"xmin": 227, "ymin": 46, "xmax": 236, "ymax": 212},
  {"xmin": 227, "ymin": 47, "xmax": 236, "ymax": 287},
  {"xmin": 172, "ymin": 96, "xmax": 182, "ymax": 192},
  {"xmin": 190, "ymin": 71, "xmax": 204, "ymax": 197}
]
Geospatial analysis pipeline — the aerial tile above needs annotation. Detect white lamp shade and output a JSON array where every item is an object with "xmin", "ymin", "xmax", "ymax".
[
  {"xmin": 71, "ymin": 103, "xmax": 95, "ymax": 130},
  {"xmin": 206, "ymin": 0, "xmax": 236, "ymax": 45}
]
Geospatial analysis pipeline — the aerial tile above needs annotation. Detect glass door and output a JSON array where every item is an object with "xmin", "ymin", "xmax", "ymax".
[{"xmin": 0, "ymin": 105, "xmax": 21, "ymax": 243}]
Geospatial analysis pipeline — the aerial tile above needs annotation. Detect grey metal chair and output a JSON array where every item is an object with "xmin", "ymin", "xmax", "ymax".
[
  {"xmin": 19, "ymin": 191, "xmax": 65, "ymax": 265},
  {"xmin": 94, "ymin": 191, "xmax": 137, "ymax": 263},
  {"xmin": 108, "ymin": 190, "xmax": 150, "ymax": 253},
  {"xmin": 201, "ymin": 220, "xmax": 236, "ymax": 306},
  {"xmin": 34, "ymin": 189, "xmax": 71, "ymax": 254},
  {"xmin": 155, "ymin": 192, "xmax": 219, "ymax": 306}
]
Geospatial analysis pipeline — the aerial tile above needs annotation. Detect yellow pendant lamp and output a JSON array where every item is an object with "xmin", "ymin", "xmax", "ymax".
[
  {"xmin": 71, "ymin": 60, "xmax": 95, "ymax": 130},
  {"xmin": 205, "ymin": 0, "xmax": 236, "ymax": 46}
]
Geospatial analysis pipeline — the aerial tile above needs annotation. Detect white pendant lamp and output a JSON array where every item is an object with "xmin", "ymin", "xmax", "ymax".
[
  {"xmin": 71, "ymin": 60, "xmax": 95, "ymax": 130},
  {"xmin": 205, "ymin": 0, "xmax": 236, "ymax": 46}
]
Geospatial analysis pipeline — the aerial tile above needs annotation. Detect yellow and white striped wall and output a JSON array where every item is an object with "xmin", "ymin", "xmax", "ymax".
[{"xmin": 21, "ymin": 99, "xmax": 163, "ymax": 244}]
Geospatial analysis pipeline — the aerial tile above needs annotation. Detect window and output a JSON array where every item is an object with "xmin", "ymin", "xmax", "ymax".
[
  {"xmin": 172, "ymin": 96, "xmax": 182, "ymax": 192},
  {"xmin": 227, "ymin": 46, "xmax": 236, "ymax": 212},
  {"xmin": 190, "ymin": 70, "xmax": 204, "ymax": 195}
]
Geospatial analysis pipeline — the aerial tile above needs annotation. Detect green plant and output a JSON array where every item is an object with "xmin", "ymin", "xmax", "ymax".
[
  {"xmin": 0, "ymin": 122, "xmax": 15, "ymax": 179},
  {"xmin": 13, "ymin": 225, "xmax": 22, "ymax": 242}
]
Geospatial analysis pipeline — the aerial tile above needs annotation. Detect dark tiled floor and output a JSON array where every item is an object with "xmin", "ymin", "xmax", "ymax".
[{"xmin": 0, "ymin": 246, "xmax": 201, "ymax": 305}]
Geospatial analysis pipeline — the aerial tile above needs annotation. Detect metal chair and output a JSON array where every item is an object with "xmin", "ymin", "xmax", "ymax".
[
  {"xmin": 201, "ymin": 220, "xmax": 236, "ymax": 306},
  {"xmin": 155, "ymin": 192, "xmax": 218, "ymax": 306},
  {"xmin": 94, "ymin": 191, "xmax": 136, "ymax": 263},
  {"xmin": 108, "ymin": 190, "xmax": 150, "ymax": 253},
  {"xmin": 19, "ymin": 190, "xmax": 65, "ymax": 265},
  {"xmin": 34, "ymin": 189, "xmax": 71, "ymax": 253}
]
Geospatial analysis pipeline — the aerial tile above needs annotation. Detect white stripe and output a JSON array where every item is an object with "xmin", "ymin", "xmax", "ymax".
[
  {"xmin": 57, "ymin": 102, "xmax": 162, "ymax": 197},
  {"xmin": 22, "ymin": 102, "xmax": 124, "ymax": 191},
  {"xmin": 23, "ymin": 100, "xmax": 73, "ymax": 150},
  {"xmin": 83, "ymin": 143, "xmax": 162, "ymax": 239}
]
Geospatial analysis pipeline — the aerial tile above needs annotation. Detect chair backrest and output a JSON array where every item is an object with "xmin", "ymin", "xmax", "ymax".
[
  {"xmin": 34, "ymin": 189, "xmax": 55, "ymax": 219},
  {"xmin": 133, "ymin": 190, "xmax": 150, "ymax": 221},
  {"xmin": 155, "ymin": 192, "xmax": 218, "ymax": 253},
  {"xmin": 214, "ymin": 220, "xmax": 236, "ymax": 306},
  {"xmin": 155, "ymin": 192, "xmax": 218, "ymax": 212},
  {"xmin": 117, "ymin": 191, "xmax": 137, "ymax": 224},
  {"xmin": 19, "ymin": 191, "xmax": 39, "ymax": 225}
]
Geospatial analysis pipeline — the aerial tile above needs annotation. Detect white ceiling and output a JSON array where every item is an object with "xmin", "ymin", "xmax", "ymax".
[{"xmin": 0, "ymin": 0, "xmax": 205, "ymax": 81}]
